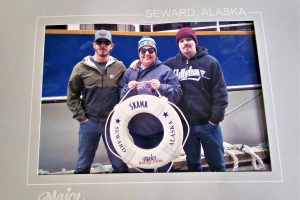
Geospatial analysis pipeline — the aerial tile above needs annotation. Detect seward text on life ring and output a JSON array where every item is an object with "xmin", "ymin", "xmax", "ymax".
[{"xmin": 109, "ymin": 94, "xmax": 184, "ymax": 169}]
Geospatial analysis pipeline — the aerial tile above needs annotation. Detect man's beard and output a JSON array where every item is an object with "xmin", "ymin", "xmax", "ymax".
[
  {"xmin": 97, "ymin": 49, "xmax": 109, "ymax": 57},
  {"xmin": 99, "ymin": 53, "xmax": 108, "ymax": 57}
]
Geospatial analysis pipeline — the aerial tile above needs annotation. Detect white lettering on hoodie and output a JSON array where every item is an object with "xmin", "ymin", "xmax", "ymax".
[{"xmin": 173, "ymin": 66, "xmax": 210, "ymax": 81}]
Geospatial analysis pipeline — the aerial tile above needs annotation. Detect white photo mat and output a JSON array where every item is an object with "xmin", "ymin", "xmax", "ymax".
[{"xmin": 28, "ymin": 11, "xmax": 281, "ymax": 186}]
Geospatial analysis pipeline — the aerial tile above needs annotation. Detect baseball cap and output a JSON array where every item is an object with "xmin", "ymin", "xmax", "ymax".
[{"xmin": 94, "ymin": 29, "xmax": 112, "ymax": 42}]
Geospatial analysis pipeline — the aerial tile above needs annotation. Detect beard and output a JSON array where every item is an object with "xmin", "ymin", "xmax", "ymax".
[
  {"xmin": 96, "ymin": 48, "xmax": 110, "ymax": 57},
  {"xmin": 180, "ymin": 44, "xmax": 196, "ymax": 59},
  {"xmin": 99, "ymin": 52, "xmax": 108, "ymax": 57}
]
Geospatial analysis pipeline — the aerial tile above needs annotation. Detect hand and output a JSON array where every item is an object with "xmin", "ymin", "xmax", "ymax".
[
  {"xmin": 128, "ymin": 81, "xmax": 138, "ymax": 89},
  {"xmin": 209, "ymin": 121, "xmax": 217, "ymax": 126},
  {"xmin": 149, "ymin": 79, "xmax": 160, "ymax": 89},
  {"xmin": 79, "ymin": 117, "xmax": 88, "ymax": 123},
  {"xmin": 129, "ymin": 59, "xmax": 139, "ymax": 70}
]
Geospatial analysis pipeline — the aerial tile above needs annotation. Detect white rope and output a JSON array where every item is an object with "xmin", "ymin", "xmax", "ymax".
[
  {"xmin": 168, "ymin": 101, "xmax": 190, "ymax": 148},
  {"xmin": 233, "ymin": 144, "xmax": 265, "ymax": 170},
  {"xmin": 225, "ymin": 144, "xmax": 265, "ymax": 171},
  {"xmin": 224, "ymin": 149, "xmax": 239, "ymax": 171}
]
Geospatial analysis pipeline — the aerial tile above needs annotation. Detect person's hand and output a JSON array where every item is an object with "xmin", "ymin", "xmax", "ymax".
[
  {"xmin": 128, "ymin": 81, "xmax": 138, "ymax": 89},
  {"xmin": 79, "ymin": 117, "xmax": 88, "ymax": 123},
  {"xmin": 209, "ymin": 121, "xmax": 217, "ymax": 126},
  {"xmin": 129, "ymin": 59, "xmax": 139, "ymax": 70},
  {"xmin": 149, "ymin": 79, "xmax": 161, "ymax": 89}
]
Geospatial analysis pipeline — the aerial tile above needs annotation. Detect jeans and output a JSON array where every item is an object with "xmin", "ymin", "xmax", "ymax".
[
  {"xmin": 130, "ymin": 132, "xmax": 172, "ymax": 172},
  {"xmin": 74, "ymin": 119, "xmax": 128, "ymax": 174},
  {"xmin": 183, "ymin": 123, "xmax": 225, "ymax": 172}
]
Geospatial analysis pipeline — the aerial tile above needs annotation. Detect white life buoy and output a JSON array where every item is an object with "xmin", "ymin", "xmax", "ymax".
[{"xmin": 109, "ymin": 94, "xmax": 184, "ymax": 169}]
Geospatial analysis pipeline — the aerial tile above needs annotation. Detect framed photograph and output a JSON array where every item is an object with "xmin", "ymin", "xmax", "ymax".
[{"xmin": 30, "ymin": 11, "xmax": 281, "ymax": 183}]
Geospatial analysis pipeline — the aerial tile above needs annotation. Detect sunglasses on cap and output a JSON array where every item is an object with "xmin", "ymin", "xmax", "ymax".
[
  {"xmin": 95, "ymin": 40, "xmax": 111, "ymax": 46},
  {"xmin": 139, "ymin": 47, "xmax": 156, "ymax": 54}
]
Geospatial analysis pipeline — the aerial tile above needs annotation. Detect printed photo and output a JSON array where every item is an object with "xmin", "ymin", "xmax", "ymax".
[{"xmin": 39, "ymin": 21, "xmax": 271, "ymax": 175}]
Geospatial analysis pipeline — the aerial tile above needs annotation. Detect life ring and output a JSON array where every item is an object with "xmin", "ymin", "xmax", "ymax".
[{"xmin": 109, "ymin": 94, "xmax": 184, "ymax": 169}]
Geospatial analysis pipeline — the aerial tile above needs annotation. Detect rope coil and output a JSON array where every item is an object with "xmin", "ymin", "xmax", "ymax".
[{"xmin": 224, "ymin": 144, "xmax": 265, "ymax": 171}]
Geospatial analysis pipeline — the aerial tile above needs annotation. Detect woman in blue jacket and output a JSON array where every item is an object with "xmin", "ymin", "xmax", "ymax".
[{"xmin": 119, "ymin": 36, "xmax": 182, "ymax": 172}]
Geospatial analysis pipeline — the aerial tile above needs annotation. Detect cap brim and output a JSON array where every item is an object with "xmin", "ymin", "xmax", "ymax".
[{"xmin": 95, "ymin": 38, "xmax": 112, "ymax": 42}]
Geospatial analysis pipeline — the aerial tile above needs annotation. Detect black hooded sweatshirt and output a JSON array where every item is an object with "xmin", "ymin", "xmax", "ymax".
[{"xmin": 164, "ymin": 46, "xmax": 228, "ymax": 125}]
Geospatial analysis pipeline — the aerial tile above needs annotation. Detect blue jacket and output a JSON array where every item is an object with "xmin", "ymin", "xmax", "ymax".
[
  {"xmin": 164, "ymin": 47, "xmax": 228, "ymax": 125},
  {"xmin": 119, "ymin": 59, "xmax": 182, "ymax": 136}
]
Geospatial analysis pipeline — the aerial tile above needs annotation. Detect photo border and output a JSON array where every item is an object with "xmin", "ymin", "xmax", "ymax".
[{"xmin": 27, "ymin": 11, "xmax": 282, "ymax": 185}]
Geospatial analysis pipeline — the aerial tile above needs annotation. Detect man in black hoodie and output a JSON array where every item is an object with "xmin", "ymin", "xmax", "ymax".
[{"xmin": 164, "ymin": 27, "xmax": 228, "ymax": 172}]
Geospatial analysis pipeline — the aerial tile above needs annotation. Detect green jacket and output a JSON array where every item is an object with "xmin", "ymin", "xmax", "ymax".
[{"xmin": 67, "ymin": 56, "xmax": 126, "ymax": 122}]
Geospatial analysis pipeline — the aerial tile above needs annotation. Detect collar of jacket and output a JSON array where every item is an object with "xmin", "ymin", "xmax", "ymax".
[{"xmin": 82, "ymin": 55, "xmax": 116, "ymax": 70}]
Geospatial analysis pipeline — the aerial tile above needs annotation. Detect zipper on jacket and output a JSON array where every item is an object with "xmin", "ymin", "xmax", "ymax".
[
  {"xmin": 101, "ymin": 73, "xmax": 104, "ymax": 88},
  {"xmin": 101, "ymin": 66, "xmax": 108, "ymax": 88}
]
